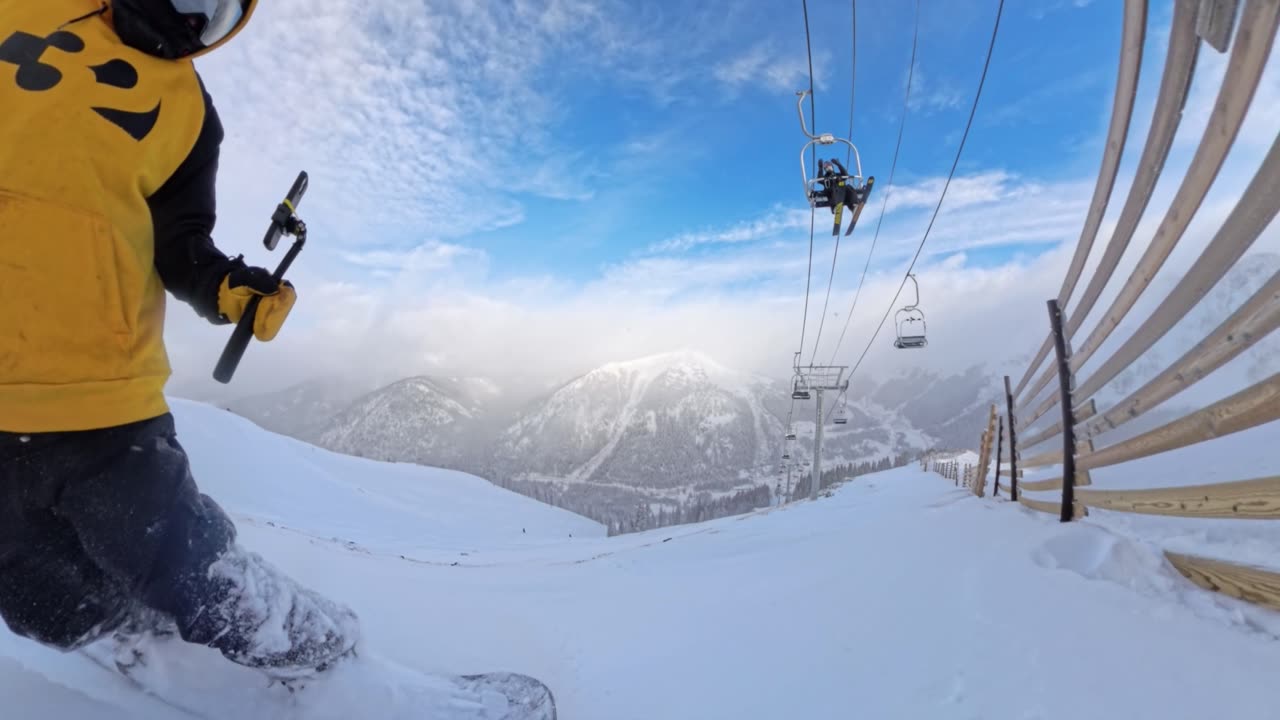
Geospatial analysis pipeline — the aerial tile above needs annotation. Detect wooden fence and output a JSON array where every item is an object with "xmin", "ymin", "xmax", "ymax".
[
  {"xmin": 921, "ymin": 454, "xmax": 974, "ymax": 490},
  {"xmin": 982, "ymin": 0, "xmax": 1280, "ymax": 613}
]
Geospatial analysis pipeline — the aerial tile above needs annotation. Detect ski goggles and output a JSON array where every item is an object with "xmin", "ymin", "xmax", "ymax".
[{"xmin": 169, "ymin": 0, "xmax": 250, "ymax": 48}]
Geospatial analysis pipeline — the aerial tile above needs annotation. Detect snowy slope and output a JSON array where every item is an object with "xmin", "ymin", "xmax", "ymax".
[
  {"xmin": 4, "ymin": 402, "xmax": 1279, "ymax": 719},
  {"xmin": 164, "ymin": 400, "xmax": 602, "ymax": 553}
]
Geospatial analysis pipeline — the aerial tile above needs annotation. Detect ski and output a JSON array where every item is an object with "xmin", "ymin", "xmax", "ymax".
[{"xmin": 844, "ymin": 175, "xmax": 875, "ymax": 237}]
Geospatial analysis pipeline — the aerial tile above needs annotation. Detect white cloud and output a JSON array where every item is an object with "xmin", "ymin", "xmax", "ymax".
[
  {"xmin": 713, "ymin": 42, "xmax": 818, "ymax": 94},
  {"xmin": 907, "ymin": 69, "xmax": 967, "ymax": 114},
  {"xmin": 195, "ymin": 0, "xmax": 731, "ymax": 263},
  {"xmin": 340, "ymin": 241, "xmax": 485, "ymax": 273},
  {"xmin": 648, "ymin": 208, "xmax": 811, "ymax": 253},
  {"xmin": 882, "ymin": 170, "xmax": 1032, "ymax": 213}
]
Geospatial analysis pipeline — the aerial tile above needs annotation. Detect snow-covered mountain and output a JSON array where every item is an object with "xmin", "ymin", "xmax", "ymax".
[
  {"xmin": 493, "ymin": 351, "xmax": 785, "ymax": 491},
  {"xmin": 315, "ymin": 376, "xmax": 498, "ymax": 471},
  {"xmin": 783, "ymin": 395, "xmax": 937, "ymax": 469},
  {"xmin": 224, "ymin": 353, "xmax": 966, "ymax": 530},
  {"xmin": 487, "ymin": 351, "xmax": 946, "ymax": 530},
  {"xmin": 227, "ymin": 376, "xmax": 381, "ymax": 442},
  {"xmin": 848, "ymin": 365, "xmax": 1002, "ymax": 450}
]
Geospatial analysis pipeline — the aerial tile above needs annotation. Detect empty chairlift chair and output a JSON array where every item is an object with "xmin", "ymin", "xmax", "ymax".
[
  {"xmin": 833, "ymin": 402, "xmax": 849, "ymax": 425},
  {"xmin": 792, "ymin": 374, "xmax": 812, "ymax": 400},
  {"xmin": 893, "ymin": 273, "xmax": 928, "ymax": 350}
]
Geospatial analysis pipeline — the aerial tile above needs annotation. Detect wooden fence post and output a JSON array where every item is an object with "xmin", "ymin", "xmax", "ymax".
[
  {"xmin": 976, "ymin": 431, "xmax": 988, "ymax": 496},
  {"xmin": 1004, "ymin": 376, "xmax": 1021, "ymax": 502},
  {"xmin": 977, "ymin": 404, "xmax": 997, "ymax": 498},
  {"xmin": 1047, "ymin": 299, "xmax": 1080, "ymax": 522},
  {"xmin": 994, "ymin": 416, "xmax": 1004, "ymax": 497}
]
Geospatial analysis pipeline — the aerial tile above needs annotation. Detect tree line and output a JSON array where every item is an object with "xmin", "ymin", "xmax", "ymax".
[{"xmin": 495, "ymin": 453, "xmax": 915, "ymax": 536}]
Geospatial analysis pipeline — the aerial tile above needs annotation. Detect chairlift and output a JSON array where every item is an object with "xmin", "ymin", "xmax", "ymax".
[
  {"xmin": 785, "ymin": 431, "xmax": 797, "ymax": 441},
  {"xmin": 782, "ymin": 453, "xmax": 792, "ymax": 460},
  {"xmin": 791, "ymin": 363, "xmax": 814, "ymax": 400},
  {"xmin": 796, "ymin": 90, "xmax": 875, "ymax": 237},
  {"xmin": 789, "ymin": 351, "xmax": 812, "ymax": 400},
  {"xmin": 833, "ymin": 395, "xmax": 849, "ymax": 425},
  {"xmin": 894, "ymin": 273, "xmax": 928, "ymax": 350}
]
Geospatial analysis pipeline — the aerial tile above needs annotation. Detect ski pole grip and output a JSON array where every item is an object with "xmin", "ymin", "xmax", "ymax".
[{"xmin": 213, "ymin": 295, "xmax": 263, "ymax": 384}]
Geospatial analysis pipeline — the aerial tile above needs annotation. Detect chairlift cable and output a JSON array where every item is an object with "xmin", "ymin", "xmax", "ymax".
[
  {"xmin": 807, "ymin": 0, "xmax": 860, "ymax": 366},
  {"xmin": 835, "ymin": 0, "xmax": 1006, "ymax": 418},
  {"xmin": 795, "ymin": 0, "xmax": 819, "ymax": 363},
  {"xmin": 826, "ymin": 0, "xmax": 919, "ymax": 367},
  {"xmin": 845, "ymin": 0, "xmax": 857, "ymax": 170}
]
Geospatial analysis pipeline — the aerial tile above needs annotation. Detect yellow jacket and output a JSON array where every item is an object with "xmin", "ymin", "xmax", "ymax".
[{"xmin": 0, "ymin": 0, "xmax": 243, "ymax": 432}]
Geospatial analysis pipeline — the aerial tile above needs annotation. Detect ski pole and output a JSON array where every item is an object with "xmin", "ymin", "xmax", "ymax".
[{"xmin": 213, "ymin": 171, "xmax": 309, "ymax": 384}]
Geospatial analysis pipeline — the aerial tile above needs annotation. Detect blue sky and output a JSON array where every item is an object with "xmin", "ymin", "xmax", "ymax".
[
  {"xmin": 426, "ymin": 0, "xmax": 1121, "ymax": 281},
  {"xmin": 164, "ymin": 0, "xmax": 1279, "ymax": 398}
]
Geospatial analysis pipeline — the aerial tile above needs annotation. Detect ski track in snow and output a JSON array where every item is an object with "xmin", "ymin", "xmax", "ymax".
[{"xmin": 3, "ymin": 400, "xmax": 1279, "ymax": 719}]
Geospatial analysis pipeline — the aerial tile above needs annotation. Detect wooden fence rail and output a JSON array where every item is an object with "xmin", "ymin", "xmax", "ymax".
[
  {"xmin": 1010, "ymin": 0, "xmax": 1150, "ymax": 406},
  {"xmin": 1018, "ymin": 0, "xmax": 1280, "ymax": 432},
  {"xmin": 1073, "ymin": 128, "xmax": 1280, "ymax": 408},
  {"xmin": 966, "ymin": 0, "xmax": 1280, "ymax": 618},
  {"xmin": 1165, "ymin": 552, "xmax": 1280, "ymax": 613},
  {"xmin": 1075, "ymin": 476, "xmax": 1280, "ymax": 519},
  {"xmin": 1079, "ymin": 373, "xmax": 1280, "ymax": 470},
  {"xmin": 1080, "ymin": 269, "xmax": 1280, "ymax": 443},
  {"xmin": 1021, "ymin": 400, "xmax": 1098, "ymax": 452}
]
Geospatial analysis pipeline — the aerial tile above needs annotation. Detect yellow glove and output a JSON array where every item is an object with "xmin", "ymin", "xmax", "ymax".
[{"xmin": 217, "ymin": 266, "xmax": 297, "ymax": 342}]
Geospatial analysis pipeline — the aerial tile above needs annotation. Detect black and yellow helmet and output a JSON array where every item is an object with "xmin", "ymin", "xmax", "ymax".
[{"xmin": 111, "ymin": 0, "xmax": 257, "ymax": 59}]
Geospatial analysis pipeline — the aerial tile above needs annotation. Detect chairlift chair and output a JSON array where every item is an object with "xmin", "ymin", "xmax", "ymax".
[
  {"xmin": 894, "ymin": 314, "xmax": 928, "ymax": 349},
  {"xmin": 893, "ymin": 273, "xmax": 928, "ymax": 350},
  {"xmin": 830, "ymin": 392, "xmax": 850, "ymax": 425},
  {"xmin": 796, "ymin": 90, "xmax": 875, "ymax": 237},
  {"xmin": 790, "ymin": 351, "xmax": 813, "ymax": 400}
]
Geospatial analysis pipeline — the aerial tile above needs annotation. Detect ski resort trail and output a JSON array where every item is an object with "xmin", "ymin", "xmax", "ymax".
[{"xmin": 2, "ymin": 400, "xmax": 1276, "ymax": 718}]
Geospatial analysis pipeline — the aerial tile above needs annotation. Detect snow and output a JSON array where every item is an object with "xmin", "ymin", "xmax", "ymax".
[
  {"xmin": 3, "ymin": 400, "xmax": 1279, "ymax": 718},
  {"xmin": 170, "ymin": 401, "xmax": 602, "ymax": 555},
  {"xmin": 932, "ymin": 449, "xmax": 981, "ymax": 467},
  {"xmin": 1002, "ymin": 420, "xmax": 1280, "ymax": 575}
]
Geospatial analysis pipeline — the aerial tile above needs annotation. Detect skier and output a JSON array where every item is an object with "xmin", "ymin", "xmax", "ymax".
[
  {"xmin": 0, "ymin": 0, "xmax": 360, "ymax": 678},
  {"xmin": 811, "ymin": 158, "xmax": 873, "ymax": 236}
]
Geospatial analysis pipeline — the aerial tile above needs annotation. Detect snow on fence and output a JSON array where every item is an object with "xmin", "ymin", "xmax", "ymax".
[{"xmin": 981, "ymin": 0, "xmax": 1280, "ymax": 613}]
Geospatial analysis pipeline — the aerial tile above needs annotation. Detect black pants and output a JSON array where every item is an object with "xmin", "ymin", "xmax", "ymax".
[{"xmin": 0, "ymin": 414, "xmax": 237, "ymax": 651}]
